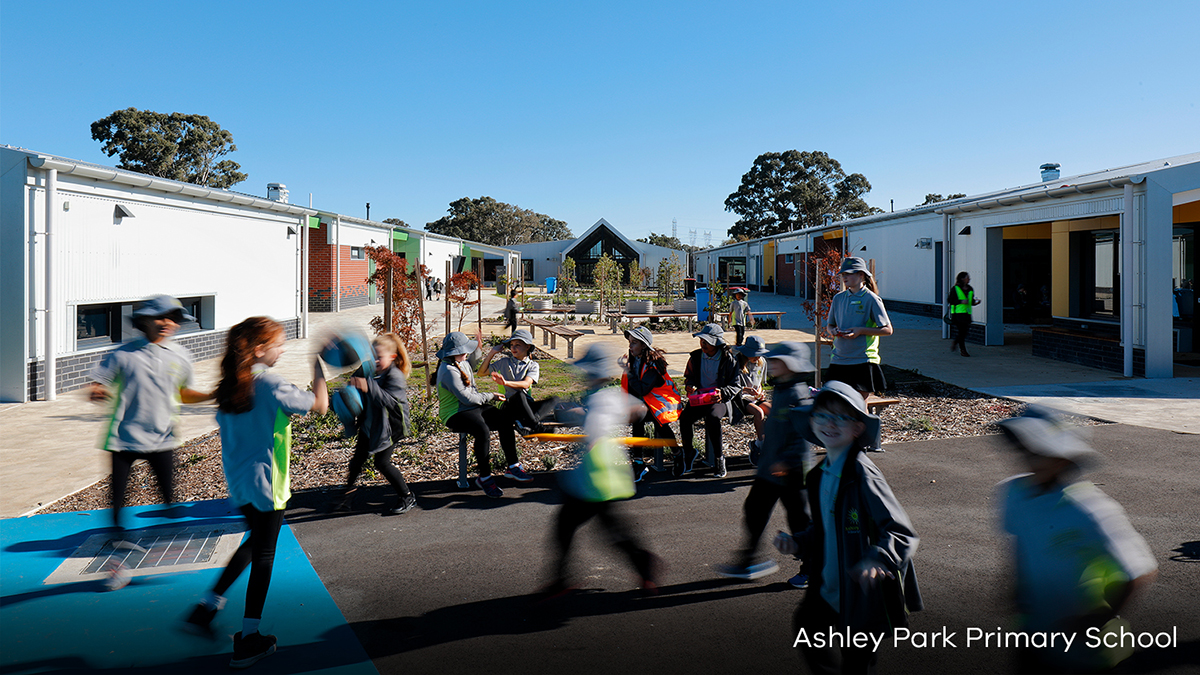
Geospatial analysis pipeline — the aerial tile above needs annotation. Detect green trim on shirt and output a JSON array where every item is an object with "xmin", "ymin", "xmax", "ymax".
[{"xmin": 271, "ymin": 408, "xmax": 292, "ymax": 509}]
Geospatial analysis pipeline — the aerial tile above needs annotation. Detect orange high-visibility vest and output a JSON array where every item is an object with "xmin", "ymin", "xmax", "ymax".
[{"xmin": 622, "ymin": 362, "xmax": 682, "ymax": 425}]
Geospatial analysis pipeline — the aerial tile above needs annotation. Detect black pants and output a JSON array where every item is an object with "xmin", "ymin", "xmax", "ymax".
[
  {"xmin": 346, "ymin": 440, "xmax": 412, "ymax": 500},
  {"xmin": 735, "ymin": 325, "xmax": 746, "ymax": 346},
  {"xmin": 552, "ymin": 494, "xmax": 655, "ymax": 584},
  {"xmin": 213, "ymin": 505, "xmax": 284, "ymax": 621},
  {"xmin": 631, "ymin": 409, "xmax": 675, "ymax": 466},
  {"xmin": 949, "ymin": 313, "xmax": 972, "ymax": 353},
  {"xmin": 739, "ymin": 475, "xmax": 810, "ymax": 566},
  {"xmin": 446, "ymin": 406, "xmax": 518, "ymax": 477},
  {"xmin": 794, "ymin": 596, "xmax": 879, "ymax": 674},
  {"xmin": 502, "ymin": 394, "xmax": 556, "ymax": 429},
  {"xmin": 110, "ymin": 449, "xmax": 175, "ymax": 530},
  {"xmin": 679, "ymin": 402, "xmax": 722, "ymax": 460}
]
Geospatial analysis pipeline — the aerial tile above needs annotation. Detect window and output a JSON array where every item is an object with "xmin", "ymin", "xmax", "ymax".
[
  {"xmin": 522, "ymin": 259, "xmax": 534, "ymax": 282},
  {"xmin": 588, "ymin": 242, "xmax": 602, "ymax": 258},
  {"xmin": 76, "ymin": 296, "xmax": 212, "ymax": 349},
  {"xmin": 350, "ymin": 247, "xmax": 365, "ymax": 260},
  {"xmin": 784, "ymin": 254, "xmax": 794, "ymax": 264},
  {"xmin": 1081, "ymin": 231, "xmax": 1119, "ymax": 319}
]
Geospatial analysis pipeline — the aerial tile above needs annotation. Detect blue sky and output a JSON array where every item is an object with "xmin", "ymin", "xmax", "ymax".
[{"xmin": 2, "ymin": 1, "xmax": 1197, "ymax": 244}]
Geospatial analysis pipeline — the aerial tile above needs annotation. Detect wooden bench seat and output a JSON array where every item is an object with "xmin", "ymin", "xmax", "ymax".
[
  {"xmin": 865, "ymin": 394, "xmax": 901, "ymax": 415},
  {"xmin": 526, "ymin": 317, "xmax": 558, "ymax": 346},
  {"xmin": 546, "ymin": 325, "xmax": 583, "ymax": 358}
]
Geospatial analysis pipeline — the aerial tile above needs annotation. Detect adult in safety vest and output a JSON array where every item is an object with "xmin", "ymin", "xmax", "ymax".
[
  {"xmin": 948, "ymin": 271, "xmax": 981, "ymax": 357},
  {"xmin": 621, "ymin": 326, "xmax": 680, "ymax": 473}
]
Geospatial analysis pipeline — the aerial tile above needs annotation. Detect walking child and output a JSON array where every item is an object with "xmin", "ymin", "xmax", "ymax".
[
  {"xmin": 336, "ymin": 333, "xmax": 417, "ymax": 516},
  {"xmin": 89, "ymin": 294, "xmax": 214, "ymax": 591},
  {"xmin": 774, "ymin": 380, "xmax": 922, "ymax": 673},
  {"xmin": 185, "ymin": 317, "xmax": 330, "ymax": 669},
  {"xmin": 435, "ymin": 332, "xmax": 530, "ymax": 498},
  {"xmin": 728, "ymin": 288, "xmax": 752, "ymax": 346},
  {"xmin": 717, "ymin": 342, "xmax": 813, "ymax": 585},
  {"xmin": 503, "ymin": 289, "xmax": 520, "ymax": 335}
]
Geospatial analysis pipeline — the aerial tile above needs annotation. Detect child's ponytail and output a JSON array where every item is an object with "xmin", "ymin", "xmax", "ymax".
[{"xmin": 217, "ymin": 317, "xmax": 283, "ymax": 414}]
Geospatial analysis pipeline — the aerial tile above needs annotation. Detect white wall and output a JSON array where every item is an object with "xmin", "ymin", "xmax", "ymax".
[{"xmin": 848, "ymin": 212, "xmax": 945, "ymax": 304}]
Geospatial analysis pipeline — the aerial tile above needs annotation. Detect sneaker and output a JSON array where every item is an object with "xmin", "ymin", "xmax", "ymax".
[
  {"xmin": 716, "ymin": 560, "xmax": 779, "ymax": 580},
  {"xmin": 504, "ymin": 464, "xmax": 533, "ymax": 482},
  {"xmin": 476, "ymin": 476, "xmax": 504, "ymax": 498},
  {"xmin": 713, "ymin": 456, "xmax": 727, "ymax": 478},
  {"xmin": 230, "ymin": 631, "xmax": 277, "ymax": 669},
  {"xmin": 788, "ymin": 572, "xmax": 809, "ymax": 589},
  {"xmin": 384, "ymin": 493, "xmax": 417, "ymax": 516},
  {"xmin": 184, "ymin": 603, "xmax": 217, "ymax": 637},
  {"xmin": 672, "ymin": 447, "xmax": 697, "ymax": 477},
  {"xmin": 104, "ymin": 562, "xmax": 131, "ymax": 591}
]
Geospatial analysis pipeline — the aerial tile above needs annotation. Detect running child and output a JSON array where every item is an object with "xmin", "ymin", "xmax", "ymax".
[
  {"xmin": 89, "ymin": 294, "xmax": 214, "ymax": 591},
  {"xmin": 717, "ymin": 342, "xmax": 813, "ymax": 586},
  {"xmin": 185, "ymin": 317, "xmax": 329, "ymax": 669},
  {"xmin": 774, "ymin": 380, "xmax": 922, "ymax": 674},
  {"xmin": 336, "ymin": 333, "xmax": 417, "ymax": 516},
  {"xmin": 435, "ymin": 332, "xmax": 530, "ymax": 498}
]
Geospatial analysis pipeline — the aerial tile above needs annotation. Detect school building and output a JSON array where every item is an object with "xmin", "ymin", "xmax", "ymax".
[
  {"xmin": 691, "ymin": 154, "xmax": 1199, "ymax": 378},
  {"xmin": 510, "ymin": 218, "xmax": 686, "ymax": 287}
]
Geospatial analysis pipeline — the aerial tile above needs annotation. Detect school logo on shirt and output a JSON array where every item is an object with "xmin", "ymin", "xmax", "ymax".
[{"xmin": 845, "ymin": 507, "xmax": 861, "ymax": 534}]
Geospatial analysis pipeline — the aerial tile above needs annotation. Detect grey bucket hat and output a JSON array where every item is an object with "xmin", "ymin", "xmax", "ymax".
[
  {"xmin": 574, "ymin": 343, "xmax": 621, "ymax": 381},
  {"xmin": 795, "ymin": 380, "xmax": 881, "ymax": 449},
  {"xmin": 624, "ymin": 326, "xmax": 654, "ymax": 348},
  {"xmin": 736, "ymin": 335, "xmax": 770, "ymax": 358},
  {"xmin": 997, "ymin": 406, "xmax": 1098, "ymax": 467},
  {"xmin": 503, "ymin": 329, "xmax": 535, "ymax": 347},
  {"xmin": 764, "ymin": 341, "xmax": 813, "ymax": 373},
  {"xmin": 838, "ymin": 257, "xmax": 872, "ymax": 276},
  {"xmin": 436, "ymin": 332, "xmax": 478, "ymax": 359},
  {"xmin": 692, "ymin": 323, "xmax": 726, "ymax": 345},
  {"xmin": 133, "ymin": 294, "xmax": 194, "ymax": 321}
]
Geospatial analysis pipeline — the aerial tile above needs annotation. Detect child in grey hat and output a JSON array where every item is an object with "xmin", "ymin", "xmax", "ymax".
[
  {"xmin": 678, "ymin": 324, "xmax": 740, "ymax": 478},
  {"xmin": 477, "ymin": 329, "xmax": 558, "ymax": 434},
  {"xmin": 825, "ymin": 257, "xmax": 893, "ymax": 400}
]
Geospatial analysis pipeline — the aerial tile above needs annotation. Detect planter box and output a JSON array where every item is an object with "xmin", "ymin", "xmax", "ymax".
[
  {"xmin": 530, "ymin": 299, "xmax": 553, "ymax": 311},
  {"xmin": 574, "ymin": 300, "xmax": 598, "ymax": 314},
  {"xmin": 625, "ymin": 300, "xmax": 654, "ymax": 314},
  {"xmin": 673, "ymin": 299, "xmax": 697, "ymax": 313}
]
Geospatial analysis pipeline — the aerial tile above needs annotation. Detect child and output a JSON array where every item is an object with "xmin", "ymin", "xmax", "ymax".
[
  {"xmin": 435, "ymin": 332, "xmax": 530, "ymax": 498},
  {"xmin": 621, "ymin": 326, "xmax": 680, "ymax": 475},
  {"xmin": 543, "ymin": 344, "xmax": 661, "ymax": 598},
  {"xmin": 679, "ymin": 324, "xmax": 740, "ymax": 478},
  {"xmin": 185, "ymin": 317, "xmax": 329, "ymax": 669},
  {"xmin": 825, "ymin": 257, "xmax": 892, "ymax": 399},
  {"xmin": 728, "ymin": 288, "xmax": 753, "ymax": 346},
  {"xmin": 732, "ymin": 335, "xmax": 771, "ymax": 463},
  {"xmin": 477, "ymin": 329, "xmax": 558, "ymax": 434},
  {"xmin": 717, "ymin": 342, "xmax": 813, "ymax": 585},
  {"xmin": 88, "ymin": 294, "xmax": 214, "ymax": 591},
  {"xmin": 337, "ymin": 333, "xmax": 417, "ymax": 516},
  {"xmin": 996, "ymin": 408, "xmax": 1157, "ymax": 672},
  {"xmin": 774, "ymin": 380, "xmax": 922, "ymax": 674},
  {"xmin": 503, "ymin": 289, "xmax": 520, "ymax": 335}
]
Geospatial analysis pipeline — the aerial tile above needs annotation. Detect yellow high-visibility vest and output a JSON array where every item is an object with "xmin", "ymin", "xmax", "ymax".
[{"xmin": 951, "ymin": 285, "xmax": 973, "ymax": 314}]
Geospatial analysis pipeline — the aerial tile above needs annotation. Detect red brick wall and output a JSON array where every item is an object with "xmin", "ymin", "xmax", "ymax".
[{"xmin": 307, "ymin": 221, "xmax": 371, "ymax": 311}]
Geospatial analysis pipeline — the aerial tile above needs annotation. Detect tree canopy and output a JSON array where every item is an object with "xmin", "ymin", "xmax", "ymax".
[
  {"xmin": 724, "ymin": 150, "xmax": 881, "ymax": 239},
  {"xmin": 382, "ymin": 217, "xmax": 410, "ymax": 228},
  {"xmin": 636, "ymin": 232, "xmax": 699, "ymax": 252},
  {"xmin": 425, "ymin": 197, "xmax": 571, "ymax": 247},
  {"xmin": 921, "ymin": 193, "xmax": 967, "ymax": 206},
  {"xmin": 90, "ymin": 108, "xmax": 247, "ymax": 188}
]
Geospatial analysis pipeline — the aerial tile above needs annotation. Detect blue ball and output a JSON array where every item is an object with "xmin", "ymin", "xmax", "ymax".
[
  {"xmin": 332, "ymin": 386, "xmax": 363, "ymax": 438},
  {"xmin": 320, "ymin": 332, "xmax": 375, "ymax": 375}
]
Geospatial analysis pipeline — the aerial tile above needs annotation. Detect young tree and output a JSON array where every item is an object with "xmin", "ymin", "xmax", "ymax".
[
  {"xmin": 593, "ymin": 253, "xmax": 623, "ymax": 315},
  {"xmin": 627, "ymin": 259, "xmax": 642, "ymax": 291},
  {"xmin": 724, "ymin": 150, "xmax": 882, "ymax": 239},
  {"xmin": 557, "ymin": 257, "xmax": 578, "ymax": 304},
  {"xmin": 365, "ymin": 246, "xmax": 427, "ymax": 354},
  {"xmin": 447, "ymin": 271, "xmax": 481, "ymax": 330},
  {"xmin": 90, "ymin": 108, "xmax": 247, "ymax": 188},
  {"xmin": 656, "ymin": 253, "xmax": 684, "ymax": 304},
  {"xmin": 801, "ymin": 245, "xmax": 846, "ymax": 333}
]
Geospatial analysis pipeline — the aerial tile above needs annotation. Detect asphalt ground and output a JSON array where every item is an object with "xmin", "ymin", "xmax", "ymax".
[{"xmin": 285, "ymin": 424, "xmax": 1199, "ymax": 675}]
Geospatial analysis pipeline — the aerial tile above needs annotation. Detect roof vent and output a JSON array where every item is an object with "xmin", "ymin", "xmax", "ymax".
[
  {"xmin": 267, "ymin": 183, "xmax": 289, "ymax": 203},
  {"xmin": 1039, "ymin": 163, "xmax": 1060, "ymax": 182}
]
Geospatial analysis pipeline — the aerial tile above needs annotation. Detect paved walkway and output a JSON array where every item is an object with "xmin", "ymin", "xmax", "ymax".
[{"xmin": 2, "ymin": 289, "xmax": 1196, "ymax": 518}]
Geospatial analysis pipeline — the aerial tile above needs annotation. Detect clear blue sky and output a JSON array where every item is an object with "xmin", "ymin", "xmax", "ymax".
[{"xmin": 3, "ymin": 1, "xmax": 1197, "ymax": 244}]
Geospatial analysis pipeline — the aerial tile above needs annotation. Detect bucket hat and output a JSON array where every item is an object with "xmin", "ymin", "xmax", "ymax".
[
  {"xmin": 624, "ymin": 326, "xmax": 654, "ymax": 348},
  {"xmin": 133, "ymin": 294, "xmax": 194, "ymax": 321},
  {"xmin": 692, "ymin": 323, "xmax": 726, "ymax": 345},
  {"xmin": 795, "ymin": 380, "xmax": 881, "ymax": 449},
  {"xmin": 736, "ymin": 335, "xmax": 770, "ymax": 358},
  {"xmin": 997, "ymin": 406, "xmax": 1098, "ymax": 468},
  {"xmin": 436, "ymin": 332, "xmax": 478, "ymax": 359},
  {"xmin": 838, "ymin": 257, "xmax": 872, "ymax": 276},
  {"xmin": 503, "ymin": 329, "xmax": 535, "ymax": 347},
  {"xmin": 764, "ymin": 341, "xmax": 813, "ymax": 373},
  {"xmin": 574, "ymin": 343, "xmax": 621, "ymax": 381}
]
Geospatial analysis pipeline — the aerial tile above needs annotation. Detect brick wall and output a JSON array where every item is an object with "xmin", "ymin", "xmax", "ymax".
[
  {"xmin": 25, "ymin": 318, "xmax": 300, "ymax": 400},
  {"xmin": 307, "ymin": 220, "xmax": 372, "ymax": 312},
  {"xmin": 1032, "ymin": 326, "xmax": 1145, "ymax": 376}
]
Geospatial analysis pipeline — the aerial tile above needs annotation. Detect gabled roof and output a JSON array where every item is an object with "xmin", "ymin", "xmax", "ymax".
[{"xmin": 569, "ymin": 218, "xmax": 641, "ymax": 252}]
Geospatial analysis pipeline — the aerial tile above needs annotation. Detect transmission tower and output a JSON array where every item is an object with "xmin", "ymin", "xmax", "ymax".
[
  {"xmin": 672, "ymin": 218, "xmax": 677, "ymax": 240},
  {"xmin": 689, "ymin": 229, "xmax": 697, "ymax": 248},
  {"xmin": 703, "ymin": 230, "xmax": 711, "ymax": 247}
]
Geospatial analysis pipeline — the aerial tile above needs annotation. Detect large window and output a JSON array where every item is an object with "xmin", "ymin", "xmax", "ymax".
[
  {"xmin": 1088, "ymin": 231, "xmax": 1119, "ymax": 318},
  {"xmin": 76, "ymin": 295, "xmax": 211, "ymax": 350}
]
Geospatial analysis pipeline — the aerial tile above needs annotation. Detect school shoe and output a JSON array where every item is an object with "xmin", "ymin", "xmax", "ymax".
[
  {"xmin": 716, "ymin": 560, "xmax": 779, "ymax": 580},
  {"xmin": 788, "ymin": 572, "xmax": 809, "ymax": 589},
  {"xmin": 961, "ymin": 350, "xmax": 971, "ymax": 357},
  {"xmin": 230, "ymin": 631, "xmax": 277, "ymax": 669},
  {"xmin": 184, "ymin": 603, "xmax": 218, "ymax": 637},
  {"xmin": 713, "ymin": 456, "xmax": 727, "ymax": 478},
  {"xmin": 384, "ymin": 493, "xmax": 417, "ymax": 516},
  {"xmin": 504, "ymin": 464, "xmax": 533, "ymax": 482},
  {"xmin": 104, "ymin": 562, "xmax": 131, "ymax": 591},
  {"xmin": 476, "ymin": 476, "xmax": 504, "ymax": 498}
]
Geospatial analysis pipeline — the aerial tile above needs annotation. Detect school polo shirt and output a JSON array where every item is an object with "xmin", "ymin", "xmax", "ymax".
[
  {"xmin": 828, "ymin": 289, "xmax": 890, "ymax": 365},
  {"xmin": 218, "ymin": 365, "xmax": 315, "ymax": 511},
  {"xmin": 91, "ymin": 337, "xmax": 195, "ymax": 453},
  {"xmin": 492, "ymin": 354, "xmax": 540, "ymax": 399}
]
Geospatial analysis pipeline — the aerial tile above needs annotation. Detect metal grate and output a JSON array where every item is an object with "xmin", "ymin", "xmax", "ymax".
[
  {"xmin": 81, "ymin": 530, "xmax": 224, "ymax": 574},
  {"xmin": 44, "ymin": 523, "xmax": 245, "ymax": 586}
]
